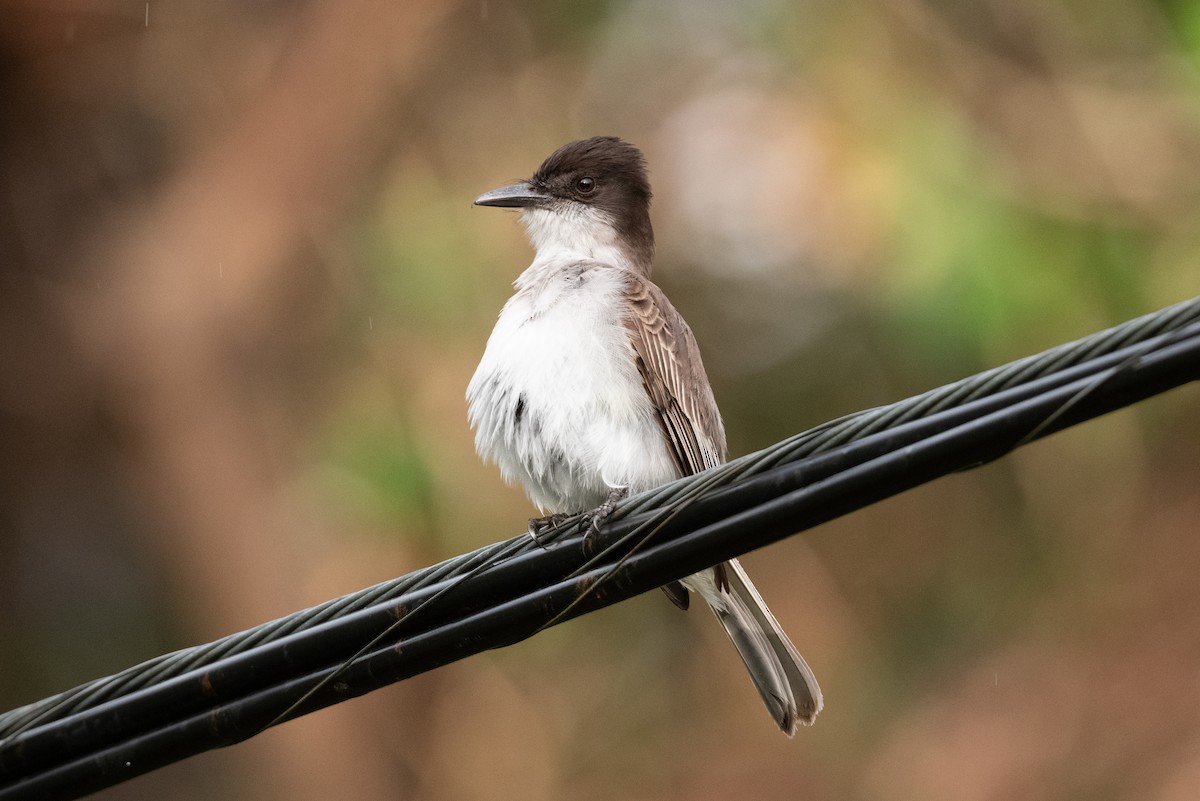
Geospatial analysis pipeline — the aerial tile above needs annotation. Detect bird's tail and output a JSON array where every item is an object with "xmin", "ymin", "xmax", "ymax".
[{"xmin": 694, "ymin": 558, "xmax": 822, "ymax": 736}]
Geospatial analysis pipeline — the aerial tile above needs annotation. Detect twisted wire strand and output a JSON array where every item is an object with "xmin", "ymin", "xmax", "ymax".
[
  {"xmin": 0, "ymin": 295, "xmax": 1196, "ymax": 748},
  {"xmin": 0, "ymin": 297, "xmax": 1195, "ymax": 796}
]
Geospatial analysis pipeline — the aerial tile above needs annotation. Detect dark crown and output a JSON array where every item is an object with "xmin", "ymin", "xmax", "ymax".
[{"xmin": 532, "ymin": 136, "xmax": 652, "ymax": 203}]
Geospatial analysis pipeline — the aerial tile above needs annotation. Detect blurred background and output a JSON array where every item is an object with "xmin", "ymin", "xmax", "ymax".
[{"xmin": 1, "ymin": 1, "xmax": 1198, "ymax": 799}]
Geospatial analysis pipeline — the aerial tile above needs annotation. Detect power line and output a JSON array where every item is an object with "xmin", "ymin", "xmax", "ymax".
[{"xmin": 1, "ymin": 296, "xmax": 1197, "ymax": 800}]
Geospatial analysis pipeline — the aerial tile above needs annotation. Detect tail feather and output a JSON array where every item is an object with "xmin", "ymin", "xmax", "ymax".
[{"xmin": 687, "ymin": 558, "xmax": 822, "ymax": 736}]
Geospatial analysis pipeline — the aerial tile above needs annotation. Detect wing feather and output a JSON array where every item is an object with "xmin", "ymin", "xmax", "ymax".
[{"xmin": 621, "ymin": 275, "xmax": 727, "ymax": 477}]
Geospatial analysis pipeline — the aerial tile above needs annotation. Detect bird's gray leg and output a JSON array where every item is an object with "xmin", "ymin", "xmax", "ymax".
[{"xmin": 582, "ymin": 486, "xmax": 629, "ymax": 554}]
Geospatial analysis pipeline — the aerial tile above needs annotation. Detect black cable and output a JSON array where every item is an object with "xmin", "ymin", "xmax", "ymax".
[
  {"xmin": 0, "ymin": 297, "xmax": 1197, "ymax": 800},
  {"xmin": 4, "ymin": 296, "xmax": 1195, "ymax": 743}
]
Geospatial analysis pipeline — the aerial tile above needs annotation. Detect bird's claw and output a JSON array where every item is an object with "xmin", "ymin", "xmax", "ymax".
[
  {"xmin": 528, "ymin": 513, "xmax": 568, "ymax": 546},
  {"xmin": 581, "ymin": 487, "xmax": 629, "ymax": 555}
]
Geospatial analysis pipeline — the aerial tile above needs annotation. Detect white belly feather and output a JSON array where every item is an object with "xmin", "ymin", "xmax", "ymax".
[{"xmin": 467, "ymin": 258, "xmax": 679, "ymax": 513}]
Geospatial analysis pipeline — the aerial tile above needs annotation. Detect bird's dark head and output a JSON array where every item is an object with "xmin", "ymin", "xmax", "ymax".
[{"xmin": 474, "ymin": 136, "xmax": 655, "ymax": 275}]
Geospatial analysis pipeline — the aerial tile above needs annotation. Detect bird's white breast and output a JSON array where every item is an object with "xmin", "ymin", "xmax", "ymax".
[{"xmin": 467, "ymin": 256, "xmax": 679, "ymax": 513}]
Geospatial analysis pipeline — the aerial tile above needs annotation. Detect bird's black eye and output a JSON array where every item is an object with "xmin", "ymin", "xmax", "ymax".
[{"xmin": 576, "ymin": 177, "xmax": 595, "ymax": 194}]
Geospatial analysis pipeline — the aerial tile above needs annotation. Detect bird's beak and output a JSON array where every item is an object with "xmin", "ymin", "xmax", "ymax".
[{"xmin": 473, "ymin": 181, "xmax": 551, "ymax": 208}]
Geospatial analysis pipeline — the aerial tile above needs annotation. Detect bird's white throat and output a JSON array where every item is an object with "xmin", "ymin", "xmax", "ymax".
[{"xmin": 519, "ymin": 206, "xmax": 636, "ymax": 274}]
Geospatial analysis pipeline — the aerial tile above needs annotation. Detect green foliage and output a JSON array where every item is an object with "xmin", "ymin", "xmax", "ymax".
[{"xmin": 316, "ymin": 414, "xmax": 436, "ymax": 535}]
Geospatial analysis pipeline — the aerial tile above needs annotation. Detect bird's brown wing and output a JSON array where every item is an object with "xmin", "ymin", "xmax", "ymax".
[
  {"xmin": 622, "ymin": 274, "xmax": 727, "ymax": 475},
  {"xmin": 622, "ymin": 273, "xmax": 729, "ymax": 603}
]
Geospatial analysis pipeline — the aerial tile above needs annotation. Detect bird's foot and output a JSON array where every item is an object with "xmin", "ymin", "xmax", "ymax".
[
  {"xmin": 528, "ymin": 513, "xmax": 569, "ymax": 546},
  {"xmin": 581, "ymin": 486, "xmax": 629, "ymax": 555}
]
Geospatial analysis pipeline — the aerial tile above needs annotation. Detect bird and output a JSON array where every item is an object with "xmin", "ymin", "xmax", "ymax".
[{"xmin": 466, "ymin": 136, "xmax": 822, "ymax": 735}]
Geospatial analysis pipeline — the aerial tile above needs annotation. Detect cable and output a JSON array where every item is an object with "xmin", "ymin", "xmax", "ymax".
[{"xmin": 0, "ymin": 296, "xmax": 1197, "ymax": 800}]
